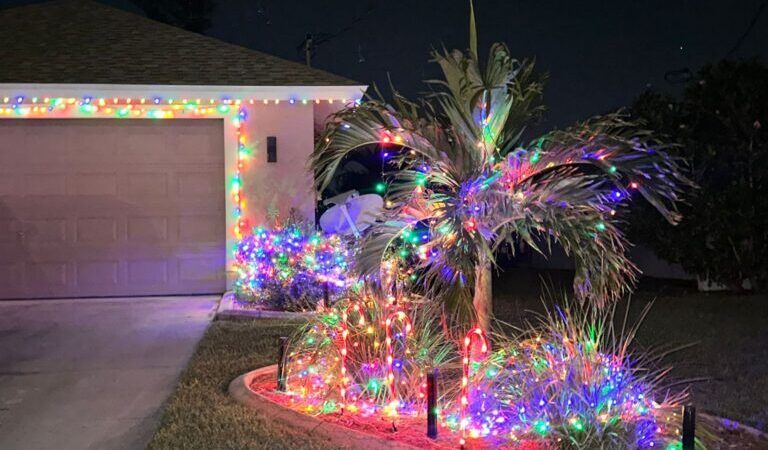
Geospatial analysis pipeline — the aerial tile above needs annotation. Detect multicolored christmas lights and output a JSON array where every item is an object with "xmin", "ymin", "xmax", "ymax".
[
  {"xmin": 0, "ymin": 93, "xmax": 362, "ymax": 261},
  {"xmin": 281, "ymin": 298, "xmax": 702, "ymax": 449},
  {"xmin": 234, "ymin": 224, "xmax": 350, "ymax": 308},
  {"xmin": 283, "ymin": 292, "xmax": 455, "ymax": 419},
  {"xmin": 340, "ymin": 301, "xmax": 366, "ymax": 412},
  {"xmin": 385, "ymin": 310, "xmax": 413, "ymax": 405}
]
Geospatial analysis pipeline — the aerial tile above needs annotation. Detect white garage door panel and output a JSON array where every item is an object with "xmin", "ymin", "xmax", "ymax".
[{"xmin": 0, "ymin": 119, "xmax": 226, "ymax": 299}]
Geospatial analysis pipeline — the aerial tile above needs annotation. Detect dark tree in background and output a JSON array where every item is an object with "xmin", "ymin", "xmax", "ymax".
[
  {"xmin": 631, "ymin": 60, "xmax": 768, "ymax": 290},
  {"xmin": 130, "ymin": 0, "xmax": 215, "ymax": 33}
]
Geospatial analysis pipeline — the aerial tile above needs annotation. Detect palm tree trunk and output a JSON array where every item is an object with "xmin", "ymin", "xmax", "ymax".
[{"xmin": 472, "ymin": 255, "xmax": 493, "ymax": 331}]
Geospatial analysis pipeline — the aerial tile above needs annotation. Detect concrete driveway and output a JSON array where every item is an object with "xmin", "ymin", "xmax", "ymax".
[{"xmin": 0, "ymin": 296, "xmax": 218, "ymax": 450}]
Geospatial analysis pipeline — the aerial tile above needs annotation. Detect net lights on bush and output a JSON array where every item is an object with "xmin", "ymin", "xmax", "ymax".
[{"xmin": 234, "ymin": 225, "xmax": 350, "ymax": 302}]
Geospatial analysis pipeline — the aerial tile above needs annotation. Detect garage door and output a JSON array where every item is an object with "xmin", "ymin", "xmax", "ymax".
[{"xmin": 0, "ymin": 119, "xmax": 226, "ymax": 299}]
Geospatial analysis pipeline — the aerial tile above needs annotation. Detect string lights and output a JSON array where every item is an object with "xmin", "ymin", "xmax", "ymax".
[
  {"xmin": 234, "ymin": 224, "xmax": 349, "ymax": 308},
  {"xmin": 0, "ymin": 95, "xmax": 360, "ymax": 116},
  {"xmin": 384, "ymin": 310, "xmax": 413, "ymax": 407},
  {"xmin": 282, "ymin": 293, "xmax": 452, "ymax": 419},
  {"xmin": 1, "ymin": 93, "xmax": 361, "ymax": 277},
  {"xmin": 281, "ymin": 298, "xmax": 695, "ymax": 449},
  {"xmin": 340, "ymin": 301, "xmax": 365, "ymax": 412}
]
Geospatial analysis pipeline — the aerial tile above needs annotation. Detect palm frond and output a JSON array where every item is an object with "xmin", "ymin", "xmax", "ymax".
[{"xmin": 310, "ymin": 37, "xmax": 690, "ymax": 316}]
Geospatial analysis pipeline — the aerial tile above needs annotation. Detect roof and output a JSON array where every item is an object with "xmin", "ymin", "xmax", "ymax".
[{"xmin": 0, "ymin": 0, "xmax": 359, "ymax": 86}]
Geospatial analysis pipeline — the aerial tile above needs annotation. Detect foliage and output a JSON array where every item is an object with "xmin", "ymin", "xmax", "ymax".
[
  {"xmin": 311, "ymin": 32, "xmax": 689, "ymax": 320},
  {"xmin": 281, "ymin": 290, "xmax": 718, "ymax": 449},
  {"xmin": 234, "ymin": 221, "xmax": 350, "ymax": 311},
  {"xmin": 284, "ymin": 289, "xmax": 459, "ymax": 416},
  {"xmin": 630, "ymin": 60, "xmax": 768, "ymax": 289},
  {"xmin": 446, "ymin": 300, "xmax": 717, "ymax": 450},
  {"xmin": 148, "ymin": 290, "xmax": 768, "ymax": 449}
]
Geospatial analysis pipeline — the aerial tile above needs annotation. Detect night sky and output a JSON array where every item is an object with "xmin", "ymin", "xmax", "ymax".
[{"xmin": 2, "ymin": 0, "xmax": 767, "ymax": 129}]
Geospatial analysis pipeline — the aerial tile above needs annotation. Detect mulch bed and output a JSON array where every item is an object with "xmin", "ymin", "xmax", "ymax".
[
  {"xmin": 249, "ymin": 373, "xmax": 768, "ymax": 450},
  {"xmin": 252, "ymin": 372, "xmax": 551, "ymax": 450}
]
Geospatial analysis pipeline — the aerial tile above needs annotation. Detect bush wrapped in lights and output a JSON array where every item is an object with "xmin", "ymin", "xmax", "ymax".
[
  {"xmin": 444, "ymin": 302, "xmax": 712, "ymax": 450},
  {"xmin": 234, "ymin": 223, "xmax": 350, "ymax": 311},
  {"xmin": 283, "ymin": 289, "xmax": 459, "ymax": 417},
  {"xmin": 277, "ymin": 297, "xmax": 714, "ymax": 449}
]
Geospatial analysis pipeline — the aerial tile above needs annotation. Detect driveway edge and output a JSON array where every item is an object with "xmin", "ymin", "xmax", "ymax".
[{"xmin": 216, "ymin": 292, "xmax": 316, "ymax": 320}]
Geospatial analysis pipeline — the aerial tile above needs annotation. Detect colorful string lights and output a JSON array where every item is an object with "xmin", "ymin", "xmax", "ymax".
[
  {"xmin": 0, "ymin": 93, "xmax": 359, "ymax": 278},
  {"xmin": 340, "ymin": 301, "xmax": 365, "ymax": 412},
  {"xmin": 385, "ymin": 310, "xmax": 413, "ymax": 407},
  {"xmin": 282, "ymin": 299, "xmax": 697, "ymax": 449},
  {"xmin": 234, "ymin": 224, "xmax": 350, "ymax": 309},
  {"xmin": 283, "ymin": 293, "xmax": 454, "ymax": 419}
]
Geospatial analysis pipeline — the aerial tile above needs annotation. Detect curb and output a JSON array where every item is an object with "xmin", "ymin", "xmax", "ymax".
[
  {"xmin": 700, "ymin": 413, "xmax": 768, "ymax": 442},
  {"xmin": 216, "ymin": 292, "xmax": 317, "ymax": 320},
  {"xmin": 228, "ymin": 365, "xmax": 421, "ymax": 450}
]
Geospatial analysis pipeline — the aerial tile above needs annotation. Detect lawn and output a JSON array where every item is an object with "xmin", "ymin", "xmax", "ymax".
[
  {"xmin": 147, "ymin": 269, "xmax": 767, "ymax": 449},
  {"xmin": 145, "ymin": 318, "xmax": 334, "ymax": 450}
]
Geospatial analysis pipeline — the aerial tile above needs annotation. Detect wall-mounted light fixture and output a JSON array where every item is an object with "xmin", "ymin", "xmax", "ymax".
[{"xmin": 267, "ymin": 136, "xmax": 277, "ymax": 162}]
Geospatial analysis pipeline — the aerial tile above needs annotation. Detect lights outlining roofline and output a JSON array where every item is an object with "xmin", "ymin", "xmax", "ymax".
[
  {"xmin": 0, "ymin": 95, "xmax": 363, "ymax": 116},
  {"xmin": 0, "ymin": 90, "xmax": 362, "ymax": 243}
]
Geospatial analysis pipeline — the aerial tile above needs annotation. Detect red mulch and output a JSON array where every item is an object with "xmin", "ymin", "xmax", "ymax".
[
  {"xmin": 250, "ymin": 373, "xmax": 551, "ymax": 450},
  {"xmin": 249, "ymin": 374, "xmax": 767, "ymax": 450}
]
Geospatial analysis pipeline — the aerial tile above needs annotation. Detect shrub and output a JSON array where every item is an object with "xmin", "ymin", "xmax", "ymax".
[
  {"xmin": 446, "ymin": 301, "xmax": 714, "ymax": 449},
  {"xmin": 284, "ymin": 289, "xmax": 459, "ymax": 415},
  {"xmin": 234, "ymin": 223, "xmax": 350, "ymax": 311},
  {"xmin": 630, "ymin": 60, "xmax": 768, "ymax": 289}
]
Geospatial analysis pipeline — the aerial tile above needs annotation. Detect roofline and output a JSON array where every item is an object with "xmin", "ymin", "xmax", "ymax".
[{"xmin": 0, "ymin": 83, "xmax": 368, "ymax": 102}]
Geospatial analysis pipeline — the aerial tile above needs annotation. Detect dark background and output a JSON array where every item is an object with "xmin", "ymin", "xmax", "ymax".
[{"xmin": 1, "ymin": 0, "xmax": 766, "ymax": 129}]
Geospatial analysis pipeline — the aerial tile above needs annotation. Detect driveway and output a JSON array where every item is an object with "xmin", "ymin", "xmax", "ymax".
[{"xmin": 0, "ymin": 296, "xmax": 218, "ymax": 450}]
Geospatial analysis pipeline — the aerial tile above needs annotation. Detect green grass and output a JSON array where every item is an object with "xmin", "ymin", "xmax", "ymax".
[
  {"xmin": 146, "ymin": 319, "xmax": 335, "ymax": 450},
  {"xmin": 148, "ymin": 270, "xmax": 767, "ymax": 449},
  {"xmin": 493, "ymin": 269, "xmax": 768, "ymax": 431},
  {"xmin": 631, "ymin": 292, "xmax": 768, "ymax": 430}
]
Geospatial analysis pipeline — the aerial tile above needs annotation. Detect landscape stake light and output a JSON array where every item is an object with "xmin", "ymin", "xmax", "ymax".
[
  {"xmin": 427, "ymin": 368, "xmax": 438, "ymax": 439},
  {"xmin": 682, "ymin": 405, "xmax": 696, "ymax": 450},
  {"xmin": 277, "ymin": 336, "xmax": 288, "ymax": 391}
]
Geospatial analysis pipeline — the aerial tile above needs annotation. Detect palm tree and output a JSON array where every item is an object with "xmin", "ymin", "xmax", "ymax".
[{"xmin": 311, "ymin": 7, "xmax": 689, "ymax": 330}]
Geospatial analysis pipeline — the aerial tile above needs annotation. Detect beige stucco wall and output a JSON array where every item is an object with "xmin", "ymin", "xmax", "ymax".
[
  {"xmin": 241, "ymin": 103, "xmax": 316, "ymax": 228},
  {"xmin": 240, "ymin": 100, "xmax": 355, "ymax": 228}
]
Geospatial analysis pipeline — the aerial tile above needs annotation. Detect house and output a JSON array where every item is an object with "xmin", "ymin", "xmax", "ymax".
[{"xmin": 0, "ymin": 0, "xmax": 366, "ymax": 300}]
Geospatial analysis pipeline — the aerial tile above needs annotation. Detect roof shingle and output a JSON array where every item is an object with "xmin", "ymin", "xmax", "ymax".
[{"xmin": 0, "ymin": 0, "xmax": 359, "ymax": 86}]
